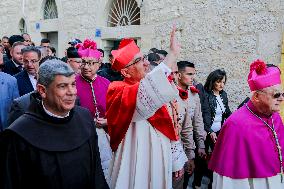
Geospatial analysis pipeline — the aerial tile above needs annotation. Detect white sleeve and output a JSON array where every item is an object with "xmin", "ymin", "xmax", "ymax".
[
  {"xmin": 149, "ymin": 62, "xmax": 172, "ymax": 76},
  {"xmin": 132, "ymin": 64, "xmax": 178, "ymax": 122},
  {"xmin": 171, "ymin": 140, "xmax": 188, "ymax": 172}
]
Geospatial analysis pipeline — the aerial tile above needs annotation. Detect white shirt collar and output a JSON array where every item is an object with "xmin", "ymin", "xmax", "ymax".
[
  {"xmin": 42, "ymin": 101, "xmax": 70, "ymax": 119},
  {"xmin": 28, "ymin": 73, "xmax": 37, "ymax": 90},
  {"xmin": 12, "ymin": 59, "xmax": 21, "ymax": 68}
]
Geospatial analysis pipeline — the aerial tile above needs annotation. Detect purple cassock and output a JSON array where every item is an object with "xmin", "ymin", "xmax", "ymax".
[
  {"xmin": 209, "ymin": 100, "xmax": 284, "ymax": 179},
  {"xmin": 76, "ymin": 75, "xmax": 110, "ymax": 118}
]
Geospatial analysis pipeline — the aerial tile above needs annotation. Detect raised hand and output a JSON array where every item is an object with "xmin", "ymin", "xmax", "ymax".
[
  {"xmin": 170, "ymin": 25, "xmax": 181, "ymax": 56},
  {"xmin": 163, "ymin": 24, "xmax": 181, "ymax": 70}
]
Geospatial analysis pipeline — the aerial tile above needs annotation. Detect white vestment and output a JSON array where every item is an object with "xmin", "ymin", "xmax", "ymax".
[
  {"xmin": 108, "ymin": 63, "xmax": 186, "ymax": 189},
  {"xmin": 213, "ymin": 172, "xmax": 284, "ymax": 189},
  {"xmin": 96, "ymin": 128, "xmax": 112, "ymax": 185}
]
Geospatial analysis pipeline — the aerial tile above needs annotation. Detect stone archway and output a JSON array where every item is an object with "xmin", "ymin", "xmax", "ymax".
[
  {"xmin": 107, "ymin": 0, "xmax": 140, "ymax": 27},
  {"xmin": 19, "ymin": 18, "xmax": 27, "ymax": 34},
  {"xmin": 40, "ymin": 0, "xmax": 62, "ymax": 20},
  {"xmin": 43, "ymin": 0, "xmax": 58, "ymax": 19},
  {"xmin": 100, "ymin": 0, "xmax": 153, "ymax": 56}
]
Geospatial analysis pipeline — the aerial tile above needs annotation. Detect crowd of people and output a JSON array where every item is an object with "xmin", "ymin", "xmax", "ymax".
[{"xmin": 0, "ymin": 28, "xmax": 284, "ymax": 189}]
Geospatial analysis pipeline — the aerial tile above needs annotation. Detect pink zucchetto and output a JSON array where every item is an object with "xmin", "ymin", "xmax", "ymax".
[
  {"xmin": 76, "ymin": 39, "xmax": 101, "ymax": 59},
  {"xmin": 247, "ymin": 59, "xmax": 281, "ymax": 91}
]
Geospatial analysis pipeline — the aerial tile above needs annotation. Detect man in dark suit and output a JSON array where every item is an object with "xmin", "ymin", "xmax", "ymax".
[
  {"xmin": 3, "ymin": 41, "xmax": 25, "ymax": 76},
  {"xmin": 14, "ymin": 46, "xmax": 41, "ymax": 96}
]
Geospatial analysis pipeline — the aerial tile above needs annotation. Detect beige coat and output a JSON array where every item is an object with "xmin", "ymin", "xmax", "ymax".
[{"xmin": 176, "ymin": 90, "xmax": 207, "ymax": 160}]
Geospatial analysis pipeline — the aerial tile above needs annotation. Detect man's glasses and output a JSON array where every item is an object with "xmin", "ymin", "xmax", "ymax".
[
  {"xmin": 23, "ymin": 59, "xmax": 39, "ymax": 65},
  {"xmin": 257, "ymin": 90, "xmax": 284, "ymax": 99},
  {"xmin": 272, "ymin": 92, "xmax": 284, "ymax": 99},
  {"xmin": 70, "ymin": 60, "xmax": 82, "ymax": 64},
  {"xmin": 124, "ymin": 54, "xmax": 148, "ymax": 68},
  {"xmin": 25, "ymin": 40, "xmax": 31, "ymax": 42},
  {"xmin": 80, "ymin": 60, "xmax": 101, "ymax": 67}
]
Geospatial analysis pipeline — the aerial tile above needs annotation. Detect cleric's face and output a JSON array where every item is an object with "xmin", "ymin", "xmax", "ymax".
[
  {"xmin": 123, "ymin": 52, "xmax": 150, "ymax": 81},
  {"xmin": 39, "ymin": 74, "xmax": 77, "ymax": 116},
  {"xmin": 257, "ymin": 84, "xmax": 284, "ymax": 114},
  {"xmin": 80, "ymin": 57, "xmax": 101, "ymax": 80}
]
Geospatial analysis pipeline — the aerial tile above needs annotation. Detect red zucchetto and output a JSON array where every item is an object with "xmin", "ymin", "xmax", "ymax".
[{"xmin": 111, "ymin": 39, "xmax": 140, "ymax": 71}]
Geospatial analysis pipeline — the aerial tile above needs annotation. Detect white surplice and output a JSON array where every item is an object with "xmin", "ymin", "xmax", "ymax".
[
  {"xmin": 108, "ymin": 63, "xmax": 186, "ymax": 189},
  {"xmin": 96, "ymin": 128, "xmax": 112, "ymax": 185},
  {"xmin": 213, "ymin": 172, "xmax": 284, "ymax": 189}
]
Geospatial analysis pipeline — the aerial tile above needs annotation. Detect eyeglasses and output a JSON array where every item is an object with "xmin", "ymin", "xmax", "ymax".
[
  {"xmin": 80, "ymin": 60, "xmax": 101, "ymax": 67},
  {"xmin": 257, "ymin": 90, "xmax": 284, "ymax": 99},
  {"xmin": 124, "ymin": 54, "xmax": 148, "ymax": 68},
  {"xmin": 23, "ymin": 59, "xmax": 39, "ymax": 65},
  {"xmin": 69, "ymin": 59, "xmax": 82, "ymax": 64},
  {"xmin": 272, "ymin": 92, "xmax": 284, "ymax": 99},
  {"xmin": 24, "ymin": 40, "xmax": 31, "ymax": 42}
]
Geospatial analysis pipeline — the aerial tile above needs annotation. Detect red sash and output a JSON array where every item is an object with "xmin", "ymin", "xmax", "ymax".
[{"xmin": 106, "ymin": 81, "xmax": 178, "ymax": 151}]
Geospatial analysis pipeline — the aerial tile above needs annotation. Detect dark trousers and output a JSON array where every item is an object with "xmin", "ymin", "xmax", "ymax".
[
  {"xmin": 192, "ymin": 132, "xmax": 220, "ymax": 188},
  {"xmin": 183, "ymin": 172, "xmax": 192, "ymax": 189},
  {"xmin": 173, "ymin": 174, "xmax": 184, "ymax": 189}
]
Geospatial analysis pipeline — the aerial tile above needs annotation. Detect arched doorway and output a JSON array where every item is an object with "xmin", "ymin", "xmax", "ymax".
[
  {"xmin": 108, "ymin": 0, "xmax": 140, "ymax": 27},
  {"xmin": 19, "ymin": 18, "xmax": 27, "ymax": 34},
  {"xmin": 41, "ymin": 0, "xmax": 59, "ymax": 55},
  {"xmin": 43, "ymin": 0, "xmax": 58, "ymax": 19},
  {"xmin": 102, "ymin": 0, "xmax": 144, "ymax": 60}
]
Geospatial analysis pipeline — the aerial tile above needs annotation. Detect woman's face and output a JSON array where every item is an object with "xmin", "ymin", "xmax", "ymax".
[{"xmin": 213, "ymin": 77, "xmax": 226, "ymax": 92}]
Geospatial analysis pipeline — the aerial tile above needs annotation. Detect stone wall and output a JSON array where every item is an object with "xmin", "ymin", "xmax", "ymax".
[
  {"xmin": 0, "ymin": 0, "xmax": 283, "ymax": 109},
  {"xmin": 142, "ymin": 0, "xmax": 284, "ymax": 109}
]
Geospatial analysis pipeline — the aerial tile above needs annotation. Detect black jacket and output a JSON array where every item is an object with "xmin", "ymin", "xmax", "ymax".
[
  {"xmin": 97, "ymin": 63, "xmax": 123, "ymax": 82},
  {"xmin": 0, "ymin": 93, "xmax": 109, "ymax": 189},
  {"xmin": 194, "ymin": 83, "xmax": 211, "ymax": 131},
  {"xmin": 204, "ymin": 90, "xmax": 231, "ymax": 133},
  {"xmin": 2, "ymin": 59, "xmax": 22, "ymax": 76},
  {"xmin": 14, "ymin": 70, "xmax": 34, "ymax": 96}
]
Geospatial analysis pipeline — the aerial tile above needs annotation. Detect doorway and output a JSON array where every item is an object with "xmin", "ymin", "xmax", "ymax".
[{"xmin": 41, "ymin": 32, "xmax": 58, "ymax": 56}]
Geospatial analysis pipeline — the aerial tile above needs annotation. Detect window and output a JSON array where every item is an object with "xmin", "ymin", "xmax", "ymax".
[
  {"xmin": 108, "ymin": 0, "xmax": 140, "ymax": 27},
  {"xmin": 19, "ymin": 19, "xmax": 27, "ymax": 34},
  {"xmin": 44, "ymin": 0, "xmax": 58, "ymax": 19}
]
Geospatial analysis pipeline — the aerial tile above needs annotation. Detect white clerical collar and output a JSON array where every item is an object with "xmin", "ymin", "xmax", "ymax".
[
  {"xmin": 81, "ymin": 74, "xmax": 97, "ymax": 82},
  {"xmin": 42, "ymin": 101, "xmax": 70, "ymax": 118}
]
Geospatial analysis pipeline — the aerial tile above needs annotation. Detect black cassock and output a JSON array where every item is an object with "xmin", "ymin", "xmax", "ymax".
[{"xmin": 0, "ymin": 94, "xmax": 109, "ymax": 189}]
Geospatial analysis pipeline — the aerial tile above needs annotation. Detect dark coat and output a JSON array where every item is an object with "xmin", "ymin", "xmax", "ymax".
[
  {"xmin": 8, "ymin": 91, "xmax": 81, "ymax": 126},
  {"xmin": 204, "ymin": 90, "xmax": 231, "ymax": 133},
  {"xmin": 194, "ymin": 83, "xmax": 211, "ymax": 131},
  {"xmin": 0, "ymin": 93, "xmax": 109, "ymax": 189},
  {"xmin": 97, "ymin": 63, "xmax": 123, "ymax": 82},
  {"xmin": 14, "ymin": 70, "xmax": 34, "ymax": 97},
  {"xmin": 2, "ymin": 59, "xmax": 22, "ymax": 76}
]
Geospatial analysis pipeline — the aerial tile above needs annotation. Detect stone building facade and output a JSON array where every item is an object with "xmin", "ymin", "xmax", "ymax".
[{"xmin": 0, "ymin": 0, "xmax": 284, "ymax": 109}]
